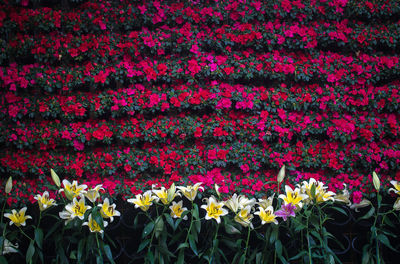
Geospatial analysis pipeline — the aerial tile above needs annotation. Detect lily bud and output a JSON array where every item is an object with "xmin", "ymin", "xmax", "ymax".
[
  {"xmin": 372, "ymin": 171, "xmax": 380, "ymax": 192},
  {"xmin": 277, "ymin": 165, "xmax": 285, "ymax": 183},
  {"xmin": 5, "ymin": 176, "xmax": 12, "ymax": 194},
  {"xmin": 51, "ymin": 169, "xmax": 61, "ymax": 188},
  {"xmin": 215, "ymin": 184, "xmax": 221, "ymax": 198}
]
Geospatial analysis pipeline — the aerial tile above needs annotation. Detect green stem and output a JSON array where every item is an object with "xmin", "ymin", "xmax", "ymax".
[
  {"xmin": 0, "ymin": 196, "xmax": 8, "ymax": 225},
  {"xmin": 95, "ymin": 233, "xmax": 102, "ymax": 259},
  {"xmin": 37, "ymin": 211, "xmax": 42, "ymax": 228},
  {"xmin": 18, "ymin": 226, "xmax": 33, "ymax": 241},
  {"xmin": 209, "ymin": 222, "xmax": 220, "ymax": 264},
  {"xmin": 374, "ymin": 194, "xmax": 381, "ymax": 264},
  {"xmin": 183, "ymin": 201, "xmax": 194, "ymax": 246},
  {"xmin": 306, "ymin": 213, "xmax": 312, "ymax": 264},
  {"xmin": 243, "ymin": 226, "xmax": 251, "ymax": 262}
]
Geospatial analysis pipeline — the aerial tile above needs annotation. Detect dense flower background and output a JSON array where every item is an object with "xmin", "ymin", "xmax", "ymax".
[{"xmin": 1, "ymin": 0, "xmax": 400, "ymax": 206}]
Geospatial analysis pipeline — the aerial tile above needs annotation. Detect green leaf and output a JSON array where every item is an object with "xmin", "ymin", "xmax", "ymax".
[
  {"xmin": 176, "ymin": 250, "xmax": 185, "ymax": 264},
  {"xmin": 190, "ymin": 226, "xmax": 198, "ymax": 242},
  {"xmin": 92, "ymin": 207, "xmax": 104, "ymax": 230},
  {"xmin": 154, "ymin": 216, "xmax": 164, "ymax": 239},
  {"xmin": 176, "ymin": 243, "xmax": 189, "ymax": 250},
  {"xmin": 155, "ymin": 245, "xmax": 175, "ymax": 258},
  {"xmin": 275, "ymin": 240, "xmax": 282, "ymax": 257},
  {"xmin": 103, "ymin": 244, "xmax": 115, "ymax": 264},
  {"xmin": 225, "ymin": 223, "xmax": 241, "ymax": 235},
  {"xmin": 34, "ymin": 228, "xmax": 44, "ymax": 249},
  {"xmin": 377, "ymin": 234, "xmax": 397, "ymax": 251},
  {"xmin": 311, "ymin": 183, "xmax": 316, "ymax": 199},
  {"xmin": 77, "ymin": 238, "xmax": 85, "ymax": 263},
  {"xmin": 188, "ymin": 235, "xmax": 198, "ymax": 256},
  {"xmin": 137, "ymin": 239, "xmax": 150, "ymax": 253},
  {"xmin": 146, "ymin": 250, "xmax": 155, "ymax": 264},
  {"xmin": 164, "ymin": 213, "xmax": 175, "ymax": 230},
  {"xmin": 96, "ymin": 254, "xmax": 103, "ymax": 264},
  {"xmin": 0, "ymin": 256, "xmax": 8, "ymax": 264},
  {"xmin": 142, "ymin": 222, "xmax": 155, "ymax": 238},
  {"xmin": 26, "ymin": 240, "xmax": 35, "ymax": 263},
  {"xmin": 359, "ymin": 207, "xmax": 375, "ymax": 221},
  {"xmin": 289, "ymin": 251, "xmax": 307, "ymax": 261},
  {"xmin": 330, "ymin": 206, "xmax": 348, "ymax": 216},
  {"xmin": 269, "ymin": 226, "xmax": 278, "ymax": 244},
  {"xmin": 44, "ymin": 220, "xmax": 62, "ymax": 239}
]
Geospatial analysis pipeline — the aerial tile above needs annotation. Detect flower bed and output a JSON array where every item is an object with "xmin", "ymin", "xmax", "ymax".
[{"xmin": 2, "ymin": 172, "xmax": 400, "ymax": 263}]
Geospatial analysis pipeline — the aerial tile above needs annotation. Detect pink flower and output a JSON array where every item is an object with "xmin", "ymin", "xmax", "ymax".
[
  {"xmin": 275, "ymin": 203, "xmax": 296, "ymax": 221},
  {"xmin": 73, "ymin": 140, "xmax": 84, "ymax": 151},
  {"xmin": 352, "ymin": 191, "xmax": 363, "ymax": 204},
  {"xmin": 216, "ymin": 98, "xmax": 231, "ymax": 109}
]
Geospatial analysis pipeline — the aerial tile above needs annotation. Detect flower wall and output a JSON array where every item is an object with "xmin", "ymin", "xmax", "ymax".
[{"xmin": 1, "ymin": 0, "xmax": 400, "ymax": 204}]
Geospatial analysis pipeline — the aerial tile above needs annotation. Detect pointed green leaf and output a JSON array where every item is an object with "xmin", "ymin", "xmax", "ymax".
[
  {"xmin": 142, "ymin": 222, "xmax": 155, "ymax": 238},
  {"xmin": 103, "ymin": 244, "xmax": 115, "ymax": 264},
  {"xmin": 137, "ymin": 239, "xmax": 150, "ymax": 253},
  {"xmin": 188, "ymin": 235, "xmax": 198, "ymax": 256},
  {"xmin": 34, "ymin": 228, "xmax": 44, "ymax": 249},
  {"xmin": 26, "ymin": 240, "xmax": 35, "ymax": 263}
]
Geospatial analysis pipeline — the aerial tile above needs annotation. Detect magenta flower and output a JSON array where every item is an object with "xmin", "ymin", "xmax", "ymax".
[{"xmin": 275, "ymin": 203, "xmax": 296, "ymax": 221}]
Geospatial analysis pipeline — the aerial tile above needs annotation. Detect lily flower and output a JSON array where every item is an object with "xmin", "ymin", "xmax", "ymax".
[
  {"xmin": 256, "ymin": 194, "xmax": 275, "ymax": 210},
  {"xmin": 225, "ymin": 193, "xmax": 256, "ymax": 214},
  {"xmin": 169, "ymin": 201, "xmax": 188, "ymax": 220},
  {"xmin": 83, "ymin": 214, "xmax": 108, "ymax": 233},
  {"xmin": 84, "ymin": 184, "xmax": 104, "ymax": 203},
  {"xmin": 127, "ymin": 190, "xmax": 158, "ymax": 211},
  {"xmin": 389, "ymin": 180, "xmax": 400, "ymax": 195},
  {"xmin": 201, "ymin": 196, "xmax": 228, "ymax": 224},
  {"xmin": 152, "ymin": 183, "xmax": 180, "ymax": 205},
  {"xmin": 389, "ymin": 181, "xmax": 400, "ymax": 210},
  {"xmin": 60, "ymin": 180, "xmax": 87, "ymax": 200},
  {"xmin": 275, "ymin": 203, "xmax": 296, "ymax": 221},
  {"xmin": 1, "ymin": 239, "xmax": 18, "ymax": 255},
  {"xmin": 234, "ymin": 205, "xmax": 254, "ymax": 228},
  {"xmin": 34, "ymin": 191, "xmax": 57, "ymax": 211},
  {"xmin": 99, "ymin": 198, "xmax": 120, "ymax": 222},
  {"xmin": 255, "ymin": 206, "xmax": 278, "ymax": 225},
  {"xmin": 177, "ymin": 182, "xmax": 204, "ymax": 201},
  {"xmin": 4, "ymin": 207, "xmax": 32, "ymax": 227},
  {"xmin": 59, "ymin": 195, "xmax": 91, "ymax": 224},
  {"xmin": 334, "ymin": 184, "xmax": 351, "ymax": 206},
  {"xmin": 300, "ymin": 178, "xmax": 335, "ymax": 204},
  {"xmin": 350, "ymin": 199, "xmax": 371, "ymax": 212},
  {"xmin": 279, "ymin": 185, "xmax": 308, "ymax": 209}
]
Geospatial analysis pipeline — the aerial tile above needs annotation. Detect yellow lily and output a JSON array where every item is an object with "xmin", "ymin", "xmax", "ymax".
[
  {"xmin": 177, "ymin": 182, "xmax": 204, "ymax": 202},
  {"xmin": 99, "ymin": 198, "xmax": 120, "ymax": 222},
  {"xmin": 257, "ymin": 194, "xmax": 275, "ymax": 210},
  {"xmin": 59, "ymin": 195, "xmax": 91, "ymax": 224},
  {"xmin": 334, "ymin": 184, "xmax": 351, "ymax": 206},
  {"xmin": 301, "ymin": 178, "xmax": 335, "ymax": 204},
  {"xmin": 169, "ymin": 201, "xmax": 188, "ymax": 220},
  {"xmin": 234, "ymin": 205, "xmax": 254, "ymax": 228},
  {"xmin": 4, "ymin": 207, "xmax": 32, "ymax": 227},
  {"xmin": 225, "ymin": 193, "xmax": 256, "ymax": 214},
  {"xmin": 127, "ymin": 190, "xmax": 158, "ymax": 211},
  {"xmin": 152, "ymin": 184, "xmax": 179, "ymax": 205},
  {"xmin": 84, "ymin": 184, "xmax": 104, "ymax": 203},
  {"xmin": 389, "ymin": 181, "xmax": 400, "ymax": 210},
  {"xmin": 83, "ymin": 214, "xmax": 108, "ymax": 233},
  {"xmin": 201, "ymin": 196, "xmax": 228, "ymax": 224},
  {"xmin": 60, "ymin": 179, "xmax": 87, "ymax": 200},
  {"xmin": 34, "ymin": 191, "xmax": 57, "ymax": 211},
  {"xmin": 279, "ymin": 185, "xmax": 308, "ymax": 209},
  {"xmin": 255, "ymin": 206, "xmax": 278, "ymax": 225}
]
